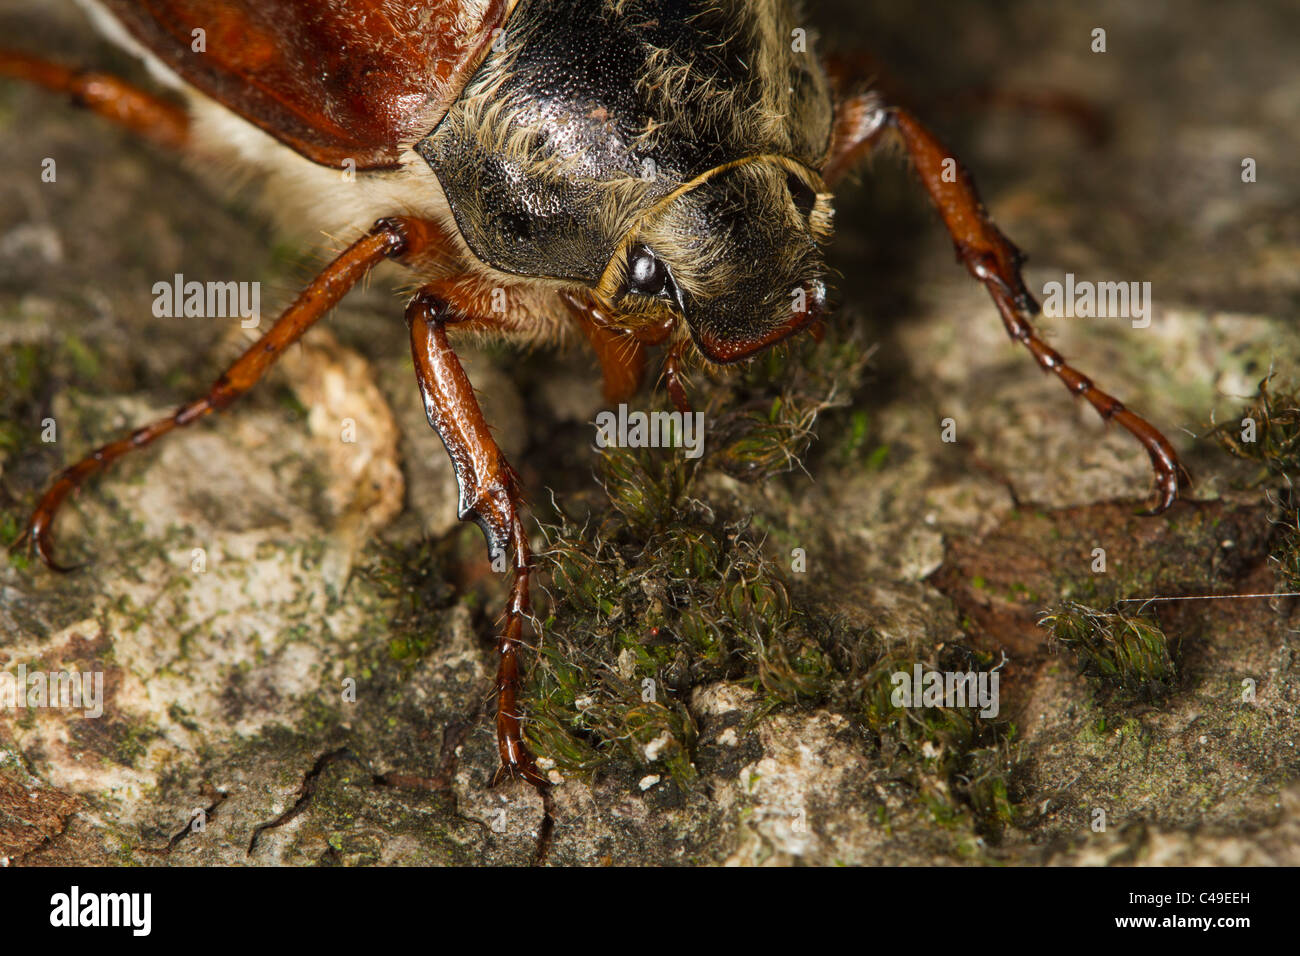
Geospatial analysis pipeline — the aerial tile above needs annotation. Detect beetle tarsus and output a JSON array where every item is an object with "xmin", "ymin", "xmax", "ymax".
[
  {"xmin": 25, "ymin": 463, "xmax": 100, "ymax": 573},
  {"xmin": 21, "ymin": 220, "xmax": 417, "ymax": 577},
  {"xmin": 827, "ymin": 92, "xmax": 1188, "ymax": 512}
]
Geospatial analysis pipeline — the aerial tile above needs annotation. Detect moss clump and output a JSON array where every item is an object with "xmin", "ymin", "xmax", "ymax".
[
  {"xmin": 709, "ymin": 394, "xmax": 822, "ymax": 479},
  {"xmin": 1212, "ymin": 374, "xmax": 1300, "ymax": 485},
  {"xmin": 859, "ymin": 648, "xmax": 1018, "ymax": 835},
  {"xmin": 527, "ymin": 441, "xmax": 846, "ymax": 785},
  {"xmin": 0, "ymin": 343, "xmax": 51, "ymax": 481},
  {"xmin": 523, "ymin": 325, "xmax": 876, "ymax": 785},
  {"xmin": 1211, "ymin": 374, "xmax": 1300, "ymax": 594},
  {"xmin": 702, "ymin": 324, "xmax": 874, "ymax": 481},
  {"xmin": 1271, "ymin": 511, "xmax": 1300, "ymax": 592},
  {"xmin": 1040, "ymin": 601, "xmax": 1179, "ymax": 700}
]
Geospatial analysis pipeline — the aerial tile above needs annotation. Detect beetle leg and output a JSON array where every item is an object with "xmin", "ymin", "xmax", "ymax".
[
  {"xmin": 663, "ymin": 339, "xmax": 693, "ymax": 415},
  {"xmin": 558, "ymin": 289, "xmax": 694, "ymax": 412},
  {"xmin": 21, "ymin": 217, "xmax": 436, "ymax": 571},
  {"xmin": 405, "ymin": 292, "xmax": 546, "ymax": 791},
  {"xmin": 559, "ymin": 290, "xmax": 647, "ymax": 404},
  {"xmin": 0, "ymin": 50, "xmax": 188, "ymax": 150},
  {"xmin": 826, "ymin": 92, "xmax": 1185, "ymax": 514}
]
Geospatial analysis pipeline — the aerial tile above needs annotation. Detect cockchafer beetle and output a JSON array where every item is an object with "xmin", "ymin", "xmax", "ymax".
[{"xmin": 0, "ymin": 0, "xmax": 1186, "ymax": 789}]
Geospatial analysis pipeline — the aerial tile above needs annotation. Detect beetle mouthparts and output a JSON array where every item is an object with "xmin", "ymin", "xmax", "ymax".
[{"xmin": 692, "ymin": 279, "xmax": 827, "ymax": 364}]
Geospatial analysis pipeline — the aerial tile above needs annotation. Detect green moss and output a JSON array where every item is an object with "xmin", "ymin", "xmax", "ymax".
[
  {"xmin": 864, "ymin": 443, "xmax": 890, "ymax": 471},
  {"xmin": 526, "ymin": 440, "xmax": 827, "ymax": 786},
  {"xmin": 855, "ymin": 648, "xmax": 1020, "ymax": 835},
  {"xmin": 0, "ymin": 342, "xmax": 40, "ymax": 396},
  {"xmin": 708, "ymin": 322, "xmax": 874, "ymax": 481},
  {"xmin": 838, "ymin": 409, "xmax": 871, "ymax": 463},
  {"xmin": 1212, "ymin": 374, "xmax": 1300, "ymax": 482},
  {"xmin": 0, "ymin": 344, "xmax": 47, "ymax": 464},
  {"xmin": 108, "ymin": 719, "xmax": 164, "ymax": 768},
  {"xmin": 1273, "ymin": 511, "xmax": 1300, "ymax": 591},
  {"xmin": 60, "ymin": 334, "xmax": 101, "ymax": 381},
  {"xmin": 711, "ymin": 394, "xmax": 823, "ymax": 479},
  {"xmin": 1040, "ymin": 601, "xmax": 1179, "ymax": 700},
  {"xmin": 1208, "ymin": 374, "xmax": 1300, "ymax": 595},
  {"xmin": 274, "ymin": 384, "xmax": 311, "ymax": 423},
  {"xmin": 167, "ymin": 702, "xmax": 200, "ymax": 733}
]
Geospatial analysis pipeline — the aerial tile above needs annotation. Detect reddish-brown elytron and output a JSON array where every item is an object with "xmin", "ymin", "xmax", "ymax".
[{"xmin": 1, "ymin": 0, "xmax": 1184, "ymax": 789}]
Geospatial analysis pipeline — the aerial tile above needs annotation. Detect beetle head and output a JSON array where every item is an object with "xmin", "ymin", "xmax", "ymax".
[{"xmin": 597, "ymin": 159, "xmax": 832, "ymax": 364}]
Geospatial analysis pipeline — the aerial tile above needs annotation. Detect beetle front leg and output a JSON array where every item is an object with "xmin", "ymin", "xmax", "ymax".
[
  {"xmin": 406, "ymin": 292, "xmax": 546, "ymax": 791},
  {"xmin": 826, "ymin": 91, "xmax": 1185, "ymax": 513},
  {"xmin": 19, "ymin": 216, "xmax": 447, "ymax": 570}
]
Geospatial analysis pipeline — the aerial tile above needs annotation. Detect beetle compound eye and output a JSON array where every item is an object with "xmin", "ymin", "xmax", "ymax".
[
  {"xmin": 625, "ymin": 244, "xmax": 677, "ymax": 302},
  {"xmin": 628, "ymin": 245, "xmax": 664, "ymax": 293},
  {"xmin": 786, "ymin": 171, "xmax": 818, "ymax": 219}
]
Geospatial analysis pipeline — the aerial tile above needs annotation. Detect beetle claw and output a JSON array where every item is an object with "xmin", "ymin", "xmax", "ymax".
[
  {"xmin": 27, "ymin": 516, "xmax": 84, "ymax": 574},
  {"xmin": 1137, "ymin": 458, "xmax": 1189, "ymax": 516}
]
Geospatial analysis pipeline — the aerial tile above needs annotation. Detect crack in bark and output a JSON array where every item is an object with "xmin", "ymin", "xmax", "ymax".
[
  {"xmin": 373, "ymin": 718, "xmax": 471, "ymax": 792},
  {"xmin": 11, "ymin": 809, "xmax": 76, "ymax": 865},
  {"xmin": 137, "ymin": 785, "xmax": 229, "ymax": 858},
  {"xmin": 531, "ymin": 789, "xmax": 555, "ymax": 867},
  {"xmin": 247, "ymin": 748, "xmax": 361, "ymax": 855},
  {"xmin": 375, "ymin": 711, "xmax": 556, "ymax": 866}
]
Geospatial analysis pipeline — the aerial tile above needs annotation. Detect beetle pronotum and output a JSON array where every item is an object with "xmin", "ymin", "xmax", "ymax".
[{"xmin": 1, "ymin": 0, "xmax": 1185, "ymax": 789}]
